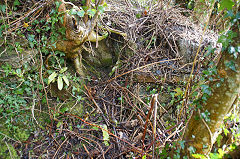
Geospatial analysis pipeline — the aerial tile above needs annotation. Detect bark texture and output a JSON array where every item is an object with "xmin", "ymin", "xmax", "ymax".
[{"xmin": 183, "ymin": 21, "xmax": 240, "ymax": 155}]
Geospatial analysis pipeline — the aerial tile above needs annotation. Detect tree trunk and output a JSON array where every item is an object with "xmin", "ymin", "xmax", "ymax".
[{"xmin": 182, "ymin": 20, "xmax": 240, "ymax": 155}]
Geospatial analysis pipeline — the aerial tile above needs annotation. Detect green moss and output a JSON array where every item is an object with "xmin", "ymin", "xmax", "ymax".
[
  {"xmin": 0, "ymin": 119, "xmax": 31, "ymax": 143},
  {"xmin": 0, "ymin": 118, "xmax": 32, "ymax": 158},
  {"xmin": 100, "ymin": 57, "xmax": 112, "ymax": 67},
  {"xmin": 15, "ymin": 128, "xmax": 30, "ymax": 141},
  {"xmin": 61, "ymin": 100, "xmax": 84, "ymax": 116},
  {"xmin": 0, "ymin": 142, "xmax": 19, "ymax": 159}
]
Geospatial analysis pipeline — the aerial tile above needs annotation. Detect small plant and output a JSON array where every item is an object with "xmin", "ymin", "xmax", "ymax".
[
  {"xmin": 48, "ymin": 67, "xmax": 70, "ymax": 90},
  {"xmin": 101, "ymin": 124, "xmax": 110, "ymax": 146}
]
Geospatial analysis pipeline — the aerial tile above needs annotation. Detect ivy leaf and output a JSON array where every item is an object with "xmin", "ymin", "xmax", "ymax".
[
  {"xmin": 57, "ymin": 121, "xmax": 63, "ymax": 128},
  {"xmin": 174, "ymin": 87, "xmax": 183, "ymax": 97},
  {"xmin": 87, "ymin": 9, "xmax": 96, "ymax": 18},
  {"xmin": 98, "ymin": 5, "xmax": 105, "ymax": 14},
  {"xmin": 225, "ymin": 10, "xmax": 234, "ymax": 18},
  {"xmin": 200, "ymin": 84, "xmax": 211, "ymax": 95},
  {"xmin": 92, "ymin": 126, "xmax": 99, "ymax": 131},
  {"xmin": 48, "ymin": 72, "xmax": 57, "ymax": 85},
  {"xmin": 227, "ymin": 30, "xmax": 237, "ymax": 39},
  {"xmin": 204, "ymin": 45, "xmax": 215, "ymax": 57},
  {"xmin": 57, "ymin": 76, "xmax": 63, "ymax": 90},
  {"xmin": 178, "ymin": 140, "xmax": 185, "ymax": 149},
  {"xmin": 69, "ymin": 8, "xmax": 77, "ymax": 15},
  {"xmin": 219, "ymin": 0, "xmax": 234, "ymax": 11},
  {"xmin": 228, "ymin": 46, "xmax": 235, "ymax": 54},
  {"xmin": 237, "ymin": 46, "xmax": 240, "ymax": 53},
  {"xmin": 77, "ymin": 10, "xmax": 85, "ymax": 17},
  {"xmin": 101, "ymin": 124, "xmax": 110, "ymax": 146},
  {"xmin": 225, "ymin": 60, "xmax": 237, "ymax": 72},
  {"xmin": 14, "ymin": 0, "xmax": 20, "ymax": 6},
  {"xmin": 188, "ymin": 146, "xmax": 196, "ymax": 154},
  {"xmin": 228, "ymin": 46, "xmax": 238, "ymax": 59},
  {"xmin": 60, "ymin": 107, "xmax": 68, "ymax": 113},
  {"xmin": 27, "ymin": 34, "xmax": 35, "ymax": 42},
  {"xmin": 0, "ymin": 5, "xmax": 6, "ymax": 12},
  {"xmin": 62, "ymin": 75, "xmax": 69, "ymax": 86}
]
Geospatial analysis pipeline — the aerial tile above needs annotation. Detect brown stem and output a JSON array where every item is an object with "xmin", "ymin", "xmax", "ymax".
[
  {"xmin": 84, "ymin": 0, "xmax": 91, "ymax": 24},
  {"xmin": 81, "ymin": 0, "xmax": 105, "ymax": 44},
  {"xmin": 141, "ymin": 95, "xmax": 157, "ymax": 156}
]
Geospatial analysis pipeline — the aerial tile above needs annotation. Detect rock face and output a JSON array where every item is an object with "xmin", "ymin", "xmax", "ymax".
[
  {"xmin": 82, "ymin": 40, "xmax": 113, "ymax": 68},
  {"xmin": 0, "ymin": 38, "xmax": 35, "ymax": 68},
  {"xmin": 176, "ymin": 25, "xmax": 220, "ymax": 63}
]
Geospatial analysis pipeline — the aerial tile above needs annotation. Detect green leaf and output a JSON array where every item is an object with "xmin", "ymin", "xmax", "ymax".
[
  {"xmin": 219, "ymin": 0, "xmax": 234, "ymax": 11},
  {"xmin": 218, "ymin": 35, "xmax": 229, "ymax": 50},
  {"xmin": 178, "ymin": 140, "xmax": 185, "ymax": 149},
  {"xmin": 55, "ymin": 1, "xmax": 60, "ymax": 9},
  {"xmin": 62, "ymin": 75, "xmax": 69, "ymax": 86},
  {"xmin": 228, "ymin": 46, "xmax": 238, "ymax": 59},
  {"xmin": 87, "ymin": 9, "xmax": 96, "ymax": 18},
  {"xmin": 223, "ymin": 128, "xmax": 229, "ymax": 136},
  {"xmin": 237, "ymin": 46, "xmax": 240, "ymax": 53},
  {"xmin": 69, "ymin": 8, "xmax": 77, "ymax": 15},
  {"xmin": 217, "ymin": 135, "xmax": 223, "ymax": 147},
  {"xmin": 209, "ymin": 153, "xmax": 220, "ymax": 159},
  {"xmin": 225, "ymin": 60, "xmax": 237, "ymax": 72},
  {"xmin": 57, "ymin": 76, "xmax": 63, "ymax": 90},
  {"xmin": 174, "ymin": 87, "xmax": 183, "ymax": 97},
  {"xmin": 15, "ymin": 88, "xmax": 24, "ymax": 95},
  {"xmin": 228, "ymin": 46, "xmax": 235, "ymax": 54},
  {"xmin": 109, "ymin": 65, "xmax": 117, "ymax": 76},
  {"xmin": 59, "ymin": 67, "xmax": 67, "ymax": 73},
  {"xmin": 101, "ymin": 124, "xmax": 109, "ymax": 146},
  {"xmin": 57, "ymin": 121, "xmax": 63, "ymax": 128},
  {"xmin": 136, "ymin": 13, "xmax": 141, "ymax": 18},
  {"xmin": 27, "ymin": 34, "xmax": 35, "ymax": 42},
  {"xmin": 15, "ymin": 68, "xmax": 22, "ymax": 77},
  {"xmin": 192, "ymin": 154, "xmax": 207, "ymax": 159},
  {"xmin": 0, "ymin": 5, "xmax": 6, "ymax": 12},
  {"xmin": 225, "ymin": 10, "xmax": 234, "ymax": 18},
  {"xmin": 77, "ymin": 10, "xmax": 85, "ymax": 17},
  {"xmin": 60, "ymin": 107, "xmax": 68, "ymax": 113},
  {"xmin": 92, "ymin": 126, "xmax": 99, "ymax": 131},
  {"xmin": 14, "ymin": 0, "xmax": 20, "ymax": 6},
  {"xmin": 218, "ymin": 148, "xmax": 224, "ymax": 158},
  {"xmin": 188, "ymin": 146, "xmax": 196, "ymax": 154},
  {"xmin": 98, "ymin": 5, "xmax": 105, "ymax": 14},
  {"xmin": 103, "ymin": 2, "xmax": 107, "ymax": 8},
  {"xmin": 48, "ymin": 72, "xmax": 57, "ymax": 84}
]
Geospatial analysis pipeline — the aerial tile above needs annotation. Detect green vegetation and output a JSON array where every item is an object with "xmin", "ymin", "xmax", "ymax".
[{"xmin": 0, "ymin": 0, "xmax": 239, "ymax": 158}]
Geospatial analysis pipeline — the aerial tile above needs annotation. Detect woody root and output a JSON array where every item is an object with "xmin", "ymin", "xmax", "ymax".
[{"xmin": 49, "ymin": 0, "xmax": 126, "ymax": 76}]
